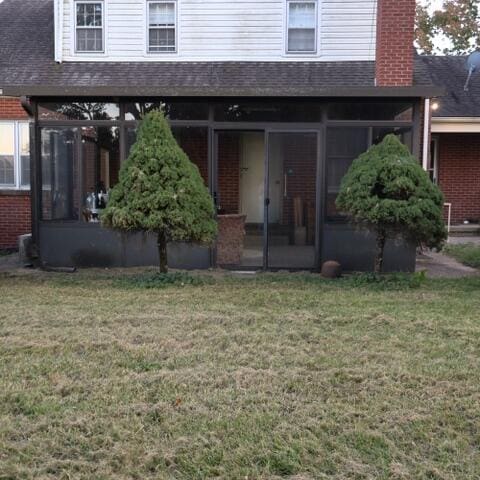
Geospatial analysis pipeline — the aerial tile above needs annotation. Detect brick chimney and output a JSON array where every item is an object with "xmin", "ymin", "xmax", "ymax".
[{"xmin": 375, "ymin": 0, "xmax": 416, "ymax": 86}]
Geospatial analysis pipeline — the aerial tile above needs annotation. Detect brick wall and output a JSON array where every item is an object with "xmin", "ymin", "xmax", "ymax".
[
  {"xmin": 0, "ymin": 97, "xmax": 28, "ymax": 119},
  {"xmin": 217, "ymin": 133, "xmax": 240, "ymax": 214},
  {"xmin": 375, "ymin": 0, "xmax": 415, "ymax": 86},
  {"xmin": 0, "ymin": 193, "xmax": 31, "ymax": 248},
  {"xmin": 438, "ymin": 133, "xmax": 480, "ymax": 224}
]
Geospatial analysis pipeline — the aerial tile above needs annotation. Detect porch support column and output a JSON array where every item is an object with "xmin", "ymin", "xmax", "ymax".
[{"xmin": 422, "ymin": 98, "xmax": 431, "ymax": 171}]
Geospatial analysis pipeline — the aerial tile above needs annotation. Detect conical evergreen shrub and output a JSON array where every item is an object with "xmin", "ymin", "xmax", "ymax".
[
  {"xmin": 336, "ymin": 134, "xmax": 446, "ymax": 273},
  {"xmin": 102, "ymin": 110, "xmax": 217, "ymax": 272}
]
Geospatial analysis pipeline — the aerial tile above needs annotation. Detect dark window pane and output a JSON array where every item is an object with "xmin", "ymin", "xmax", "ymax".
[
  {"xmin": 0, "ymin": 156, "xmax": 14, "ymax": 185},
  {"xmin": 81, "ymin": 127, "xmax": 120, "ymax": 223},
  {"xmin": 372, "ymin": 127, "xmax": 412, "ymax": 151},
  {"xmin": 327, "ymin": 102, "xmax": 413, "ymax": 121},
  {"xmin": 77, "ymin": 29, "xmax": 103, "ymax": 52},
  {"xmin": 149, "ymin": 28, "xmax": 175, "ymax": 51},
  {"xmin": 214, "ymin": 102, "xmax": 322, "ymax": 122},
  {"xmin": 288, "ymin": 29, "xmax": 315, "ymax": 52},
  {"xmin": 38, "ymin": 103, "xmax": 120, "ymax": 121},
  {"xmin": 126, "ymin": 126, "xmax": 137, "ymax": 157},
  {"xmin": 41, "ymin": 127, "xmax": 79, "ymax": 221},
  {"xmin": 124, "ymin": 102, "xmax": 209, "ymax": 121},
  {"xmin": 326, "ymin": 127, "xmax": 369, "ymax": 221}
]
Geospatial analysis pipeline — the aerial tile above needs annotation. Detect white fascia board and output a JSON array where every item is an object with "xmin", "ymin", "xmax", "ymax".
[{"xmin": 431, "ymin": 117, "xmax": 480, "ymax": 133}]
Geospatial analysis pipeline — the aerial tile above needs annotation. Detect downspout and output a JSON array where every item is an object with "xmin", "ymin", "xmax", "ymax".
[
  {"xmin": 54, "ymin": 0, "xmax": 63, "ymax": 63},
  {"xmin": 422, "ymin": 98, "xmax": 431, "ymax": 170}
]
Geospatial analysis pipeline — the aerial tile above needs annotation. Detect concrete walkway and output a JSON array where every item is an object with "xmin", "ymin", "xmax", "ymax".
[{"xmin": 416, "ymin": 250, "xmax": 478, "ymax": 278}]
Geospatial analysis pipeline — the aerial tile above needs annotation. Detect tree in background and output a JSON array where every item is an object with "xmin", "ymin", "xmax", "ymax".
[
  {"xmin": 416, "ymin": 0, "xmax": 480, "ymax": 54},
  {"xmin": 336, "ymin": 135, "xmax": 446, "ymax": 273},
  {"xmin": 102, "ymin": 110, "xmax": 217, "ymax": 273}
]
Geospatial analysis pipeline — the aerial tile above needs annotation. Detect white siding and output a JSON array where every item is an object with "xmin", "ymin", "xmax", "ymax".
[{"xmin": 60, "ymin": 0, "xmax": 376, "ymax": 62}]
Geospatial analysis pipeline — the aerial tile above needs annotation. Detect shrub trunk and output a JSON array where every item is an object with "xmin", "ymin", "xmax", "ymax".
[
  {"xmin": 157, "ymin": 231, "xmax": 168, "ymax": 273},
  {"xmin": 374, "ymin": 229, "xmax": 387, "ymax": 274}
]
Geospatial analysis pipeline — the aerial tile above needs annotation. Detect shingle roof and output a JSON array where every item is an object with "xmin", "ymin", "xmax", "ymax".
[
  {"xmin": 0, "ymin": 0, "xmax": 439, "ymax": 98},
  {"xmin": 418, "ymin": 55, "xmax": 480, "ymax": 117}
]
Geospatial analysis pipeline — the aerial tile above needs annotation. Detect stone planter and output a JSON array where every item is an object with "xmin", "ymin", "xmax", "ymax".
[{"xmin": 216, "ymin": 214, "xmax": 246, "ymax": 266}]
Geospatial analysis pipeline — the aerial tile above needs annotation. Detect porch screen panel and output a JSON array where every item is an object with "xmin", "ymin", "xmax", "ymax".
[
  {"xmin": 81, "ymin": 127, "xmax": 120, "ymax": 223},
  {"xmin": 267, "ymin": 132, "xmax": 317, "ymax": 269},
  {"xmin": 40, "ymin": 128, "xmax": 79, "ymax": 221},
  {"xmin": 326, "ymin": 128, "xmax": 369, "ymax": 221},
  {"xmin": 125, "ymin": 126, "xmax": 209, "ymax": 186},
  {"xmin": 172, "ymin": 127, "xmax": 209, "ymax": 186}
]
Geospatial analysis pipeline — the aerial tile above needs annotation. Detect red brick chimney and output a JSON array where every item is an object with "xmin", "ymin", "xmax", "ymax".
[{"xmin": 375, "ymin": 0, "xmax": 416, "ymax": 86}]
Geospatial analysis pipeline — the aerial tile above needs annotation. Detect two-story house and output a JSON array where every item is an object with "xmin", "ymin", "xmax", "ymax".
[{"xmin": 0, "ymin": 0, "xmax": 442, "ymax": 271}]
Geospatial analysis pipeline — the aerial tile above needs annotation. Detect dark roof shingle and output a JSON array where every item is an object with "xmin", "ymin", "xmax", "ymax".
[{"xmin": 418, "ymin": 55, "xmax": 480, "ymax": 117}]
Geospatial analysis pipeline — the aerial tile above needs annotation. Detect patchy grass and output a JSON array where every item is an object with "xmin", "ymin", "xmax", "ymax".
[
  {"xmin": 1, "ymin": 270, "xmax": 480, "ymax": 479},
  {"xmin": 443, "ymin": 243, "xmax": 480, "ymax": 269}
]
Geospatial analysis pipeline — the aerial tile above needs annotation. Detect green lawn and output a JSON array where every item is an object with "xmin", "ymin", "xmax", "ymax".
[
  {"xmin": 443, "ymin": 243, "xmax": 480, "ymax": 269},
  {"xmin": 1, "ymin": 270, "xmax": 480, "ymax": 479}
]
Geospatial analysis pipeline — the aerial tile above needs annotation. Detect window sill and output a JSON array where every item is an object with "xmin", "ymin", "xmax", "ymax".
[{"xmin": 0, "ymin": 188, "xmax": 30, "ymax": 196}]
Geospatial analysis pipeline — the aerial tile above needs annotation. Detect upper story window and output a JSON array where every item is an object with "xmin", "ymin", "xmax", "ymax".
[
  {"xmin": 75, "ymin": 1, "xmax": 104, "ymax": 53},
  {"xmin": 286, "ymin": 0, "xmax": 318, "ymax": 54},
  {"xmin": 148, "ymin": 1, "xmax": 177, "ymax": 53},
  {"xmin": 0, "ymin": 122, "xmax": 30, "ymax": 189}
]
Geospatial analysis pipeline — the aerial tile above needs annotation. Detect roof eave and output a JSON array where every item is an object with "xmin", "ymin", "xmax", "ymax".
[{"xmin": 2, "ymin": 85, "xmax": 446, "ymax": 98}]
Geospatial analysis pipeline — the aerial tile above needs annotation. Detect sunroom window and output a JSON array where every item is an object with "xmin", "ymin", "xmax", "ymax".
[
  {"xmin": 75, "ymin": 1, "xmax": 104, "ymax": 53},
  {"xmin": 0, "ymin": 122, "xmax": 30, "ymax": 189},
  {"xmin": 286, "ymin": 0, "xmax": 317, "ymax": 53},
  {"xmin": 148, "ymin": 1, "xmax": 177, "ymax": 53}
]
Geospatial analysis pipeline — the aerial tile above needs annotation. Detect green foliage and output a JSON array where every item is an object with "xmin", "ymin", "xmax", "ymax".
[
  {"xmin": 102, "ymin": 110, "xmax": 217, "ymax": 245},
  {"xmin": 113, "ymin": 272, "xmax": 213, "ymax": 289},
  {"xmin": 336, "ymin": 134, "xmax": 447, "ymax": 251},
  {"xmin": 416, "ymin": 0, "xmax": 480, "ymax": 54},
  {"xmin": 443, "ymin": 243, "xmax": 480, "ymax": 268}
]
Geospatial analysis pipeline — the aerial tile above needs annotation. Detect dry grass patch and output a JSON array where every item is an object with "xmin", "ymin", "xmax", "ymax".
[{"xmin": 0, "ymin": 270, "xmax": 480, "ymax": 479}]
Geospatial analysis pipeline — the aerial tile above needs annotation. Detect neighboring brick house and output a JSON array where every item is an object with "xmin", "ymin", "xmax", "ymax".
[
  {"xmin": 1, "ymin": 0, "xmax": 442, "ymax": 271},
  {"xmin": 0, "ymin": 96, "xmax": 31, "ymax": 249},
  {"xmin": 419, "ymin": 55, "xmax": 480, "ymax": 227}
]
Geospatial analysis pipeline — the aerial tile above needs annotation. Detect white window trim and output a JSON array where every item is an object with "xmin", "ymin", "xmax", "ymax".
[
  {"xmin": 74, "ymin": 0, "xmax": 106, "ymax": 55},
  {"xmin": 0, "ymin": 121, "xmax": 30, "ymax": 191},
  {"xmin": 285, "ymin": 0, "xmax": 318, "ymax": 55},
  {"xmin": 146, "ymin": 0, "xmax": 178, "ymax": 54}
]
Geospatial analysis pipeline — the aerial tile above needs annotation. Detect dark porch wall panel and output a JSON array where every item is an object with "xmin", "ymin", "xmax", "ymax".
[
  {"xmin": 438, "ymin": 133, "xmax": 480, "ymax": 224},
  {"xmin": 39, "ymin": 225, "xmax": 210, "ymax": 269},
  {"xmin": 322, "ymin": 224, "xmax": 416, "ymax": 272}
]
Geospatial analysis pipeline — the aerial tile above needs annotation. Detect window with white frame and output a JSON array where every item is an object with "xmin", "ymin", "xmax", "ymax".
[
  {"xmin": 429, "ymin": 137, "xmax": 439, "ymax": 184},
  {"xmin": 75, "ymin": 1, "xmax": 104, "ymax": 53},
  {"xmin": 148, "ymin": 0, "xmax": 177, "ymax": 53},
  {"xmin": 0, "ymin": 122, "xmax": 30, "ymax": 189},
  {"xmin": 286, "ymin": 0, "xmax": 318, "ymax": 53}
]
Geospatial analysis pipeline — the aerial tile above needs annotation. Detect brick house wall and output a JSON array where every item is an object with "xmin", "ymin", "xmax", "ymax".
[
  {"xmin": 0, "ymin": 97, "xmax": 31, "ymax": 249},
  {"xmin": 437, "ymin": 133, "xmax": 480, "ymax": 225}
]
